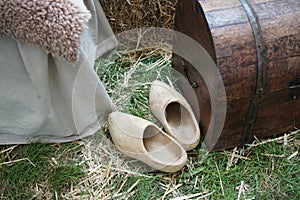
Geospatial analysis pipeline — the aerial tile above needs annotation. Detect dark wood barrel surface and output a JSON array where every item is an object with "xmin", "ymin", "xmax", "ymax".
[{"xmin": 173, "ymin": 0, "xmax": 300, "ymax": 150}]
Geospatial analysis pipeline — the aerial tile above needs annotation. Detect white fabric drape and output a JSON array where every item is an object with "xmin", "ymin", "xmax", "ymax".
[{"xmin": 0, "ymin": 0, "xmax": 118, "ymax": 144}]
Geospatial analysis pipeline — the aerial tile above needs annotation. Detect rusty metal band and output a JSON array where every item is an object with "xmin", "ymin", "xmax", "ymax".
[{"xmin": 240, "ymin": 0, "xmax": 267, "ymax": 143}]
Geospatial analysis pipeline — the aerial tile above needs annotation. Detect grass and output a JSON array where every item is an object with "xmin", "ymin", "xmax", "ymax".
[
  {"xmin": 98, "ymin": 134, "xmax": 299, "ymax": 200},
  {"xmin": 97, "ymin": 50, "xmax": 176, "ymax": 122},
  {"xmin": 0, "ymin": 142, "xmax": 85, "ymax": 199},
  {"xmin": 0, "ymin": 49, "xmax": 299, "ymax": 199}
]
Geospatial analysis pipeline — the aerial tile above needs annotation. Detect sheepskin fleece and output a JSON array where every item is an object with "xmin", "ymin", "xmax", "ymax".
[{"xmin": 0, "ymin": 0, "xmax": 91, "ymax": 63}]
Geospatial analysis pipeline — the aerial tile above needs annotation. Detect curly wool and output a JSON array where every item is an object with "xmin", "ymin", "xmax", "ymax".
[{"xmin": 0, "ymin": 0, "xmax": 91, "ymax": 63}]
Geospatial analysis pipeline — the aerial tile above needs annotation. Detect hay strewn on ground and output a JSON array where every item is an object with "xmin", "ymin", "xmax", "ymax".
[
  {"xmin": 1, "ymin": 2, "xmax": 300, "ymax": 199},
  {"xmin": 99, "ymin": 0, "xmax": 178, "ymax": 33},
  {"xmin": 1, "ymin": 45, "xmax": 299, "ymax": 200}
]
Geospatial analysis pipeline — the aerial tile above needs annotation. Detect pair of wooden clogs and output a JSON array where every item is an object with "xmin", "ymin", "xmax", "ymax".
[{"xmin": 108, "ymin": 81, "xmax": 200, "ymax": 172}]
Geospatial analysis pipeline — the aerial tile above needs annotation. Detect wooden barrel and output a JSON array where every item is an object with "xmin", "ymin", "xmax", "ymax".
[{"xmin": 173, "ymin": 0, "xmax": 300, "ymax": 150}]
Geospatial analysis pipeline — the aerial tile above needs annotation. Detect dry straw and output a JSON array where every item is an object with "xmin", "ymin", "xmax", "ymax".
[{"xmin": 99, "ymin": 0, "xmax": 179, "ymax": 33}]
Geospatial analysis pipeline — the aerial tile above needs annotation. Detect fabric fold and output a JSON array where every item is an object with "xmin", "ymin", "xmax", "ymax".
[{"xmin": 0, "ymin": 0, "xmax": 118, "ymax": 144}]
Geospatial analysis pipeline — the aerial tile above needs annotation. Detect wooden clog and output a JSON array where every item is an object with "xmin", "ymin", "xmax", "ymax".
[
  {"xmin": 108, "ymin": 112, "xmax": 187, "ymax": 172},
  {"xmin": 150, "ymin": 81, "xmax": 200, "ymax": 150}
]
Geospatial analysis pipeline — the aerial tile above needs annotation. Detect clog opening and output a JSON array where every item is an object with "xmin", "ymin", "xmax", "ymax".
[
  {"xmin": 143, "ymin": 125, "xmax": 183, "ymax": 164},
  {"xmin": 165, "ymin": 102, "xmax": 196, "ymax": 143}
]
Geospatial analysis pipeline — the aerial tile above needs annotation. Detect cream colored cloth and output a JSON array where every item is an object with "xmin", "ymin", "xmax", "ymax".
[{"xmin": 0, "ymin": 0, "xmax": 118, "ymax": 144}]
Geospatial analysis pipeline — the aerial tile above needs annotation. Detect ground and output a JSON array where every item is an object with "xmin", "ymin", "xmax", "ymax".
[{"xmin": 1, "ymin": 50, "xmax": 299, "ymax": 199}]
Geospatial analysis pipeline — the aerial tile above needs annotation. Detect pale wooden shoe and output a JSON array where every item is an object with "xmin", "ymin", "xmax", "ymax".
[
  {"xmin": 108, "ymin": 112, "xmax": 187, "ymax": 173},
  {"xmin": 149, "ymin": 80, "xmax": 200, "ymax": 151}
]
